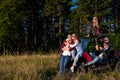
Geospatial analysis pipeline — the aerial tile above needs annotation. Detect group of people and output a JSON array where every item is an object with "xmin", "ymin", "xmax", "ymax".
[{"xmin": 59, "ymin": 16, "xmax": 113, "ymax": 76}]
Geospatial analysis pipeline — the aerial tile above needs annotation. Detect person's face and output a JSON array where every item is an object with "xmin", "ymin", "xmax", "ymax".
[
  {"xmin": 66, "ymin": 40, "xmax": 70, "ymax": 45},
  {"xmin": 64, "ymin": 41, "xmax": 67, "ymax": 45},
  {"xmin": 72, "ymin": 34, "xmax": 76, "ymax": 40},
  {"xmin": 93, "ymin": 17, "xmax": 97, "ymax": 22},
  {"xmin": 64, "ymin": 40, "xmax": 69, "ymax": 45},
  {"xmin": 103, "ymin": 44, "xmax": 108, "ymax": 49}
]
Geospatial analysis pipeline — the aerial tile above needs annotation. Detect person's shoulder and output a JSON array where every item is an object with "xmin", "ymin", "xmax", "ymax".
[{"xmin": 106, "ymin": 47, "xmax": 114, "ymax": 53}]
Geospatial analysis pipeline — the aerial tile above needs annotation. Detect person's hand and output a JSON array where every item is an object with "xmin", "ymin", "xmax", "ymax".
[
  {"xmin": 95, "ymin": 44, "xmax": 99, "ymax": 50},
  {"xmin": 62, "ymin": 47, "xmax": 69, "ymax": 51},
  {"xmin": 65, "ymin": 47, "xmax": 69, "ymax": 50},
  {"xmin": 99, "ymin": 46, "xmax": 103, "ymax": 50},
  {"xmin": 99, "ymin": 53, "xmax": 103, "ymax": 57}
]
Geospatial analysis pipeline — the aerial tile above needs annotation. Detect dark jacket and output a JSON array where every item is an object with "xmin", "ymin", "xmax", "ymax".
[{"xmin": 103, "ymin": 47, "xmax": 115, "ymax": 68}]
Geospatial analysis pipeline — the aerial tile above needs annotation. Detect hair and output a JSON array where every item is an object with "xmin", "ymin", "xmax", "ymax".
[
  {"xmin": 72, "ymin": 33, "xmax": 78, "ymax": 38},
  {"xmin": 72, "ymin": 33, "xmax": 81, "ymax": 42},
  {"xmin": 92, "ymin": 16, "xmax": 99, "ymax": 28}
]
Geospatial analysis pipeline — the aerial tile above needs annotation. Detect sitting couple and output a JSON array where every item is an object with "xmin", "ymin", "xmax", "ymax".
[{"xmin": 59, "ymin": 33, "xmax": 91, "ymax": 76}]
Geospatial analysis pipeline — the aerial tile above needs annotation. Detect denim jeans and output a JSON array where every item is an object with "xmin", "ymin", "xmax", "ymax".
[
  {"xmin": 81, "ymin": 37, "xmax": 90, "ymax": 52},
  {"xmin": 71, "ymin": 49, "xmax": 77, "ymax": 59},
  {"xmin": 89, "ymin": 52, "xmax": 96, "ymax": 59},
  {"xmin": 86, "ymin": 56, "xmax": 103, "ymax": 66},
  {"xmin": 73, "ymin": 50, "xmax": 83, "ymax": 66},
  {"xmin": 87, "ymin": 52, "xmax": 103, "ymax": 66},
  {"xmin": 59, "ymin": 55, "xmax": 71, "ymax": 75}
]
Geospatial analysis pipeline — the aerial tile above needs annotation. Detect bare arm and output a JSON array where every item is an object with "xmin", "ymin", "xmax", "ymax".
[
  {"xmin": 69, "ymin": 40, "xmax": 79, "ymax": 48},
  {"xmin": 62, "ymin": 47, "xmax": 69, "ymax": 51}
]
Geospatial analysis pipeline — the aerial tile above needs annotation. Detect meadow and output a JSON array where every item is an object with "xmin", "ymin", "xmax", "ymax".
[{"xmin": 0, "ymin": 53, "xmax": 120, "ymax": 80}]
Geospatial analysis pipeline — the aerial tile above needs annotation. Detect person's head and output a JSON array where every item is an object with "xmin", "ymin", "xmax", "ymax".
[
  {"xmin": 104, "ymin": 37, "xmax": 110, "ymax": 43},
  {"xmin": 92, "ymin": 16, "xmax": 99, "ymax": 28},
  {"xmin": 93, "ymin": 16, "xmax": 98, "ymax": 22},
  {"xmin": 67, "ymin": 34, "xmax": 72, "ymax": 43},
  {"xmin": 103, "ymin": 43, "xmax": 109, "ymax": 49},
  {"xmin": 72, "ymin": 33, "xmax": 78, "ymax": 41},
  {"xmin": 64, "ymin": 39, "xmax": 70, "ymax": 45}
]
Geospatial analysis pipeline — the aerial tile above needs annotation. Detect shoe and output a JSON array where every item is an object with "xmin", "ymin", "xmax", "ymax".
[
  {"xmin": 84, "ymin": 64, "xmax": 88, "ymax": 67},
  {"xmin": 82, "ymin": 62, "xmax": 85, "ymax": 66},
  {"xmin": 70, "ymin": 67, "xmax": 74, "ymax": 72},
  {"xmin": 91, "ymin": 65, "xmax": 95, "ymax": 68}
]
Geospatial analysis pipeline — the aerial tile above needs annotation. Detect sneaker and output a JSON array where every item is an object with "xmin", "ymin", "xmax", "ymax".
[
  {"xmin": 82, "ymin": 62, "xmax": 85, "ymax": 66},
  {"xmin": 84, "ymin": 63, "xmax": 88, "ymax": 67},
  {"xmin": 70, "ymin": 67, "xmax": 74, "ymax": 72},
  {"xmin": 91, "ymin": 64, "xmax": 95, "ymax": 68}
]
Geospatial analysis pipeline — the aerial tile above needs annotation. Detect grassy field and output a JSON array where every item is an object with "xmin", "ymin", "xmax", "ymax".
[{"xmin": 0, "ymin": 53, "xmax": 120, "ymax": 80}]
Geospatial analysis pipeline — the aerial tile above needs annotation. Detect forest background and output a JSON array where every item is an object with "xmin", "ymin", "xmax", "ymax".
[{"xmin": 0, "ymin": 0, "xmax": 120, "ymax": 55}]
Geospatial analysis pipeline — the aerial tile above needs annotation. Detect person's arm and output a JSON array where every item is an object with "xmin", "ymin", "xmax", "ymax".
[
  {"xmin": 61, "ymin": 42, "xmax": 65, "ymax": 50},
  {"xmin": 61, "ymin": 41, "xmax": 69, "ymax": 51},
  {"xmin": 60, "ymin": 41, "xmax": 66, "ymax": 56},
  {"xmin": 62, "ymin": 47, "xmax": 69, "ymax": 51},
  {"xmin": 99, "ymin": 52, "xmax": 104, "ymax": 57},
  {"xmin": 95, "ymin": 44, "xmax": 99, "ymax": 50},
  {"xmin": 69, "ymin": 40, "xmax": 79, "ymax": 48}
]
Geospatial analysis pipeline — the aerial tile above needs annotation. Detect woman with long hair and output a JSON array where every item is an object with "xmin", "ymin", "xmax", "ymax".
[{"xmin": 89, "ymin": 16, "xmax": 101, "ymax": 44}]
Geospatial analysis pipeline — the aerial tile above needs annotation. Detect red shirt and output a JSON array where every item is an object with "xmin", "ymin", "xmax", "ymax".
[{"xmin": 60, "ymin": 40, "xmax": 74, "ymax": 56}]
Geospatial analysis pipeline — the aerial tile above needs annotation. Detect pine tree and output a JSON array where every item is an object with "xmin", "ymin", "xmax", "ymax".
[
  {"xmin": 43, "ymin": 0, "xmax": 71, "ymax": 51},
  {"xmin": 69, "ymin": 0, "xmax": 112, "ymax": 37},
  {"xmin": 0, "ymin": 0, "xmax": 26, "ymax": 54}
]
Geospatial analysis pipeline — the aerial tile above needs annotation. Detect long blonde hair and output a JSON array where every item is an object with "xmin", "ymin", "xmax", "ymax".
[{"xmin": 92, "ymin": 16, "xmax": 99, "ymax": 28}]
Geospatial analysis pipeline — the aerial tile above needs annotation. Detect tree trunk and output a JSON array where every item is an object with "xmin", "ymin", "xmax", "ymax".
[
  {"xmin": 115, "ymin": 4, "xmax": 118, "ymax": 28},
  {"xmin": 44, "ymin": 17, "xmax": 48, "ymax": 52},
  {"xmin": 59, "ymin": 19, "xmax": 62, "ymax": 47}
]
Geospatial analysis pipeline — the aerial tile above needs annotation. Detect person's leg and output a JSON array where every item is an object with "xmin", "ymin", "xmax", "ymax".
[
  {"xmin": 71, "ymin": 49, "xmax": 76, "ymax": 59},
  {"xmin": 64, "ymin": 56, "xmax": 71, "ymax": 72},
  {"xmin": 71, "ymin": 51, "xmax": 83, "ymax": 72},
  {"xmin": 98, "ymin": 57, "xmax": 103, "ymax": 63},
  {"xmin": 89, "ymin": 52, "xmax": 97, "ymax": 59},
  {"xmin": 85, "ymin": 57, "xmax": 99, "ymax": 66},
  {"xmin": 73, "ymin": 53, "xmax": 81, "ymax": 66},
  {"xmin": 60, "ymin": 56, "xmax": 65, "ymax": 75}
]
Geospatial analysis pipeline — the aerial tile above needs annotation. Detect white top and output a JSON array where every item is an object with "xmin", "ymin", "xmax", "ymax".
[
  {"xmin": 62, "ymin": 45, "xmax": 71, "ymax": 56},
  {"xmin": 62, "ymin": 51, "xmax": 71, "ymax": 56}
]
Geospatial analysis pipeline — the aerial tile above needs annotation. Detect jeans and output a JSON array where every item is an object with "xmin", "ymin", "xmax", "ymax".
[
  {"xmin": 73, "ymin": 50, "xmax": 83, "ymax": 66},
  {"xmin": 71, "ymin": 49, "xmax": 77, "ymax": 59},
  {"xmin": 86, "ymin": 57, "xmax": 103, "ymax": 66},
  {"xmin": 89, "ymin": 52, "xmax": 96, "ymax": 59},
  {"xmin": 87, "ymin": 52, "xmax": 103, "ymax": 66},
  {"xmin": 59, "ymin": 55, "xmax": 71, "ymax": 75},
  {"xmin": 81, "ymin": 37, "xmax": 90, "ymax": 52}
]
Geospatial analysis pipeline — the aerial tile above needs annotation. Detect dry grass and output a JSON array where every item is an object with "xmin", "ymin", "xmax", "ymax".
[
  {"xmin": 0, "ymin": 53, "xmax": 119, "ymax": 80},
  {"xmin": 0, "ymin": 54, "xmax": 59, "ymax": 80}
]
